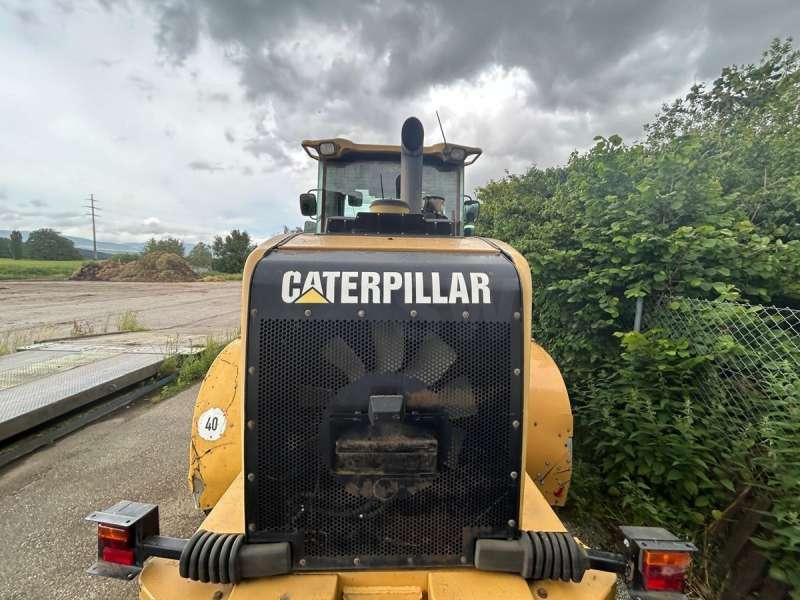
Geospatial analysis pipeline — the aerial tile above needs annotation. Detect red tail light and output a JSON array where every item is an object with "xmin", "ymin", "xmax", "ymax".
[
  {"xmin": 87, "ymin": 500, "xmax": 160, "ymax": 579},
  {"xmin": 101, "ymin": 544, "xmax": 135, "ymax": 566},
  {"xmin": 98, "ymin": 524, "xmax": 135, "ymax": 566},
  {"xmin": 641, "ymin": 550, "xmax": 691, "ymax": 591},
  {"xmin": 619, "ymin": 526, "xmax": 696, "ymax": 596}
]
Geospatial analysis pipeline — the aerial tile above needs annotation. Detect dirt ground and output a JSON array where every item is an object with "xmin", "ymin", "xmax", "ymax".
[
  {"xmin": 0, "ymin": 280, "xmax": 241, "ymax": 351},
  {"xmin": 0, "ymin": 384, "xmax": 205, "ymax": 600}
]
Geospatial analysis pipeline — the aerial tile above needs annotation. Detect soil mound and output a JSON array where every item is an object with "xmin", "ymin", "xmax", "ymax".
[{"xmin": 71, "ymin": 252, "xmax": 197, "ymax": 282}]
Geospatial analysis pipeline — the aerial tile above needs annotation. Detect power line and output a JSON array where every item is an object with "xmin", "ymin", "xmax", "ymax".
[{"xmin": 83, "ymin": 194, "xmax": 100, "ymax": 259}]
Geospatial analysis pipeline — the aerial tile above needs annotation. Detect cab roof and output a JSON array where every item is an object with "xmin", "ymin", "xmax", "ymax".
[{"xmin": 301, "ymin": 138, "xmax": 482, "ymax": 166}]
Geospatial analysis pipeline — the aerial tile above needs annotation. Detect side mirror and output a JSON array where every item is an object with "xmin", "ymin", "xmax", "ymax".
[
  {"xmin": 303, "ymin": 220, "xmax": 317, "ymax": 233},
  {"xmin": 347, "ymin": 191, "xmax": 363, "ymax": 207},
  {"xmin": 299, "ymin": 192, "xmax": 317, "ymax": 216},
  {"xmin": 464, "ymin": 199, "xmax": 480, "ymax": 225}
]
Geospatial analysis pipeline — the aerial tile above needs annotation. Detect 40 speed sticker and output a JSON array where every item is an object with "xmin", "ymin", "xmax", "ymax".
[{"xmin": 197, "ymin": 407, "xmax": 227, "ymax": 442}]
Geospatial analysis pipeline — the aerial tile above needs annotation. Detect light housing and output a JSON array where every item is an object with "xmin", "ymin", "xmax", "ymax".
[
  {"xmin": 448, "ymin": 147, "xmax": 466, "ymax": 161},
  {"xmin": 319, "ymin": 142, "xmax": 337, "ymax": 156},
  {"xmin": 86, "ymin": 501, "xmax": 159, "ymax": 579},
  {"xmin": 619, "ymin": 526, "xmax": 696, "ymax": 598},
  {"xmin": 641, "ymin": 550, "xmax": 692, "ymax": 591},
  {"xmin": 98, "ymin": 523, "xmax": 135, "ymax": 565}
]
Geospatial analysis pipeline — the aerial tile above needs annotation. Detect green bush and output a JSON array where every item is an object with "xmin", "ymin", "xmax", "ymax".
[
  {"xmin": 26, "ymin": 229, "xmax": 82, "ymax": 260},
  {"xmin": 477, "ymin": 39, "xmax": 800, "ymax": 593},
  {"xmin": 160, "ymin": 339, "xmax": 227, "ymax": 398},
  {"xmin": 110, "ymin": 252, "xmax": 141, "ymax": 263}
]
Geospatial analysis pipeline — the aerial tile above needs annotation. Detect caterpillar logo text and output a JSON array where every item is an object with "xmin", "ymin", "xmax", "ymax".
[{"xmin": 281, "ymin": 271, "xmax": 491, "ymax": 305}]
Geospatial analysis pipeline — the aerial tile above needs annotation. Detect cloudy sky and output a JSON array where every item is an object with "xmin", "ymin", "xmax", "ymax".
[{"xmin": 1, "ymin": 0, "xmax": 798, "ymax": 244}]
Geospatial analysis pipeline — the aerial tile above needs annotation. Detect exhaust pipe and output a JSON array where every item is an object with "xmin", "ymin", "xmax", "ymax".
[{"xmin": 400, "ymin": 117, "xmax": 424, "ymax": 213}]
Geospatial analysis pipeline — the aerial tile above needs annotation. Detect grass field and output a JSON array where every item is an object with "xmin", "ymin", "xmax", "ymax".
[{"xmin": 0, "ymin": 258, "xmax": 85, "ymax": 280}]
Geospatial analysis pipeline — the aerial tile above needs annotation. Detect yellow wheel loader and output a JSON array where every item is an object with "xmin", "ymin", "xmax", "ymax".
[{"xmin": 87, "ymin": 118, "xmax": 695, "ymax": 599}]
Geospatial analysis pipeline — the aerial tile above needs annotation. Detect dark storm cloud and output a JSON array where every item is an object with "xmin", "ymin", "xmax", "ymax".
[
  {"xmin": 149, "ymin": 1, "xmax": 799, "ymax": 106},
  {"xmin": 141, "ymin": 0, "xmax": 800, "ymax": 169}
]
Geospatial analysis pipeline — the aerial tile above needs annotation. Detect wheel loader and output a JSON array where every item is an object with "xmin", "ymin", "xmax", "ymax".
[{"xmin": 87, "ymin": 117, "xmax": 695, "ymax": 599}]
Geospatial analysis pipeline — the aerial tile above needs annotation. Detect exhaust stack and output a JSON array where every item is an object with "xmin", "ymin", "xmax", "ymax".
[{"xmin": 400, "ymin": 117, "xmax": 424, "ymax": 212}]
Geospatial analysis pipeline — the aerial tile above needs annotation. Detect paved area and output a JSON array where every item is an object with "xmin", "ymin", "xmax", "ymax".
[
  {"xmin": 0, "ymin": 384, "xmax": 206, "ymax": 600},
  {"xmin": 0, "ymin": 352, "xmax": 163, "ymax": 442},
  {"xmin": 0, "ymin": 280, "xmax": 241, "ymax": 442},
  {"xmin": 0, "ymin": 280, "xmax": 241, "ymax": 351}
]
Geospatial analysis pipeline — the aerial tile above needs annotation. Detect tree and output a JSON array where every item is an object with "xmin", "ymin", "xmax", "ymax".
[
  {"xmin": 0, "ymin": 238, "xmax": 10, "ymax": 258},
  {"xmin": 10, "ymin": 230, "xmax": 23, "ymax": 260},
  {"xmin": 187, "ymin": 242, "xmax": 213, "ymax": 269},
  {"xmin": 212, "ymin": 230, "xmax": 255, "ymax": 273},
  {"xmin": 143, "ymin": 237, "xmax": 184, "ymax": 257},
  {"xmin": 25, "ymin": 229, "xmax": 82, "ymax": 260}
]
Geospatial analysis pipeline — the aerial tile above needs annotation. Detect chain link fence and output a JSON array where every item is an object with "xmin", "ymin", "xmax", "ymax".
[
  {"xmin": 645, "ymin": 296, "xmax": 800, "ymax": 432},
  {"xmin": 644, "ymin": 296, "xmax": 800, "ymax": 596}
]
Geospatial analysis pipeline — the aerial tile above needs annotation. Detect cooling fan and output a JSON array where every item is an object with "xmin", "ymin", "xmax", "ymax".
[{"xmin": 318, "ymin": 322, "xmax": 479, "ymax": 501}]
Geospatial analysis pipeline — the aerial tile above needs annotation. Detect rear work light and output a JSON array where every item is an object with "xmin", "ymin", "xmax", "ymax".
[{"xmin": 620, "ymin": 526, "xmax": 696, "ymax": 597}]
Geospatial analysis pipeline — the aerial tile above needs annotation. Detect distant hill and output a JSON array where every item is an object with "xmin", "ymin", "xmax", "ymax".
[{"xmin": 0, "ymin": 230, "xmax": 144, "ymax": 255}]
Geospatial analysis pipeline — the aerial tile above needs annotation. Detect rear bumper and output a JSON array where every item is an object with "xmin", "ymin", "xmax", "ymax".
[{"xmin": 139, "ymin": 557, "xmax": 617, "ymax": 600}]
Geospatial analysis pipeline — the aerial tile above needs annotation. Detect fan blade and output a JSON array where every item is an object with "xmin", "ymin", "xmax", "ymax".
[
  {"xmin": 436, "ymin": 376, "xmax": 477, "ymax": 419},
  {"xmin": 404, "ymin": 334, "xmax": 456, "ymax": 386},
  {"xmin": 406, "ymin": 376, "xmax": 476, "ymax": 419},
  {"xmin": 322, "ymin": 337, "xmax": 366, "ymax": 382},
  {"xmin": 297, "ymin": 384, "xmax": 335, "ymax": 409},
  {"xmin": 372, "ymin": 322, "xmax": 405, "ymax": 373}
]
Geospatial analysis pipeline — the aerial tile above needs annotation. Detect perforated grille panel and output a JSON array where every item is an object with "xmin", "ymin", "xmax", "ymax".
[{"xmin": 244, "ymin": 249, "xmax": 523, "ymax": 570}]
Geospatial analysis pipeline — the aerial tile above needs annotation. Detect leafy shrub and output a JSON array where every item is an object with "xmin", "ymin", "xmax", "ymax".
[
  {"xmin": 144, "ymin": 237, "xmax": 184, "ymax": 257},
  {"xmin": 477, "ymin": 39, "xmax": 800, "ymax": 593},
  {"xmin": 111, "ymin": 252, "xmax": 141, "ymax": 263},
  {"xmin": 160, "ymin": 338, "xmax": 228, "ymax": 398}
]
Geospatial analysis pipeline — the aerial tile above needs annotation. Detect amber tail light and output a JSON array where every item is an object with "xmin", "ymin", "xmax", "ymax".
[{"xmin": 620, "ymin": 526, "xmax": 697, "ymax": 597}]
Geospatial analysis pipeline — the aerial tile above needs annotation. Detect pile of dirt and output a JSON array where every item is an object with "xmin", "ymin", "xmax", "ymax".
[{"xmin": 71, "ymin": 252, "xmax": 197, "ymax": 282}]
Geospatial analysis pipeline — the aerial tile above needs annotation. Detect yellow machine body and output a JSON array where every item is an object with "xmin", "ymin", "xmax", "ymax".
[
  {"xmin": 167, "ymin": 233, "xmax": 597, "ymax": 599},
  {"xmin": 188, "ymin": 235, "xmax": 573, "ymax": 511},
  {"xmin": 142, "ymin": 473, "xmax": 614, "ymax": 600}
]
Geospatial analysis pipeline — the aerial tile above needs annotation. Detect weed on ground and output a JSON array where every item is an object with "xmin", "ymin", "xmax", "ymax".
[
  {"xmin": 116, "ymin": 310, "xmax": 146, "ymax": 332},
  {"xmin": 159, "ymin": 337, "xmax": 230, "ymax": 399}
]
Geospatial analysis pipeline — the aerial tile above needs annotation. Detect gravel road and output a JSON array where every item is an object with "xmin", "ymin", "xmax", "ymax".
[{"xmin": 0, "ymin": 385, "xmax": 205, "ymax": 600}]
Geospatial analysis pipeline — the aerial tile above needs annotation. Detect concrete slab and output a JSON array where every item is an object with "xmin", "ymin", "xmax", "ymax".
[
  {"xmin": 0, "ymin": 349, "xmax": 118, "ymax": 390},
  {"xmin": 0, "ymin": 353, "xmax": 163, "ymax": 442}
]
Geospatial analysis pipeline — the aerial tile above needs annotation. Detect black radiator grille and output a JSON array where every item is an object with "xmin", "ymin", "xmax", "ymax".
[{"xmin": 249, "ymin": 317, "xmax": 519, "ymax": 568}]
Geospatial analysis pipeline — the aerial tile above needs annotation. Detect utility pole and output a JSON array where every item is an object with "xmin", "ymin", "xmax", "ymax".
[{"xmin": 84, "ymin": 194, "xmax": 100, "ymax": 259}]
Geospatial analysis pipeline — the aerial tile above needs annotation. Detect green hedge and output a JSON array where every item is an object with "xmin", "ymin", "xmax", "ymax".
[{"xmin": 477, "ymin": 40, "xmax": 800, "ymax": 594}]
